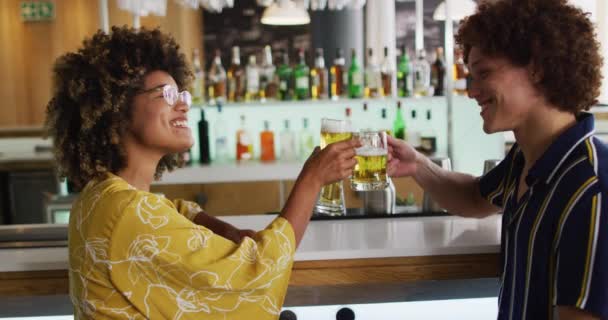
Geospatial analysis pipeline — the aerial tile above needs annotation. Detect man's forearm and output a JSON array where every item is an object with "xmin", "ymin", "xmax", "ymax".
[{"xmin": 414, "ymin": 155, "xmax": 498, "ymax": 218}]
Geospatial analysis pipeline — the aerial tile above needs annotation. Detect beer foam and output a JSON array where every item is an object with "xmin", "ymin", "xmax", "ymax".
[
  {"xmin": 356, "ymin": 146, "xmax": 387, "ymax": 156},
  {"xmin": 321, "ymin": 119, "xmax": 351, "ymax": 133}
]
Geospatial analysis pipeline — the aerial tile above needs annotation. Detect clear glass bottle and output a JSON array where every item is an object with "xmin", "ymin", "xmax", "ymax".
[
  {"xmin": 310, "ymin": 48, "xmax": 328, "ymax": 100},
  {"xmin": 236, "ymin": 115, "xmax": 253, "ymax": 161},
  {"xmin": 245, "ymin": 55, "xmax": 260, "ymax": 101},
  {"xmin": 213, "ymin": 104, "xmax": 230, "ymax": 162},
  {"xmin": 408, "ymin": 108, "xmax": 421, "ymax": 150},
  {"xmin": 294, "ymin": 49, "xmax": 310, "ymax": 100},
  {"xmin": 191, "ymin": 48, "xmax": 205, "ymax": 104},
  {"xmin": 260, "ymin": 120, "xmax": 276, "ymax": 162},
  {"xmin": 227, "ymin": 46, "xmax": 245, "ymax": 102},
  {"xmin": 330, "ymin": 48, "xmax": 346, "ymax": 99},
  {"xmin": 259, "ymin": 45, "xmax": 277, "ymax": 102},
  {"xmin": 380, "ymin": 46, "xmax": 394, "ymax": 97},
  {"xmin": 299, "ymin": 118, "xmax": 315, "ymax": 160},
  {"xmin": 208, "ymin": 49, "xmax": 226, "ymax": 103},
  {"xmin": 280, "ymin": 119, "xmax": 297, "ymax": 161},
  {"xmin": 412, "ymin": 49, "xmax": 431, "ymax": 97},
  {"xmin": 364, "ymin": 48, "xmax": 381, "ymax": 98}
]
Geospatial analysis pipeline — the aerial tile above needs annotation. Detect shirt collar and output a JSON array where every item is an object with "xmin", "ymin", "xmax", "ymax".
[{"xmin": 525, "ymin": 112, "xmax": 595, "ymax": 186}]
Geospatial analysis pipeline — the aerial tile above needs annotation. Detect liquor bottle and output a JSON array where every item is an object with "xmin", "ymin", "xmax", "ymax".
[
  {"xmin": 227, "ymin": 46, "xmax": 245, "ymax": 102},
  {"xmin": 191, "ymin": 48, "xmax": 205, "ymax": 104},
  {"xmin": 419, "ymin": 110, "xmax": 437, "ymax": 155},
  {"xmin": 453, "ymin": 48, "xmax": 469, "ymax": 95},
  {"xmin": 208, "ymin": 50, "xmax": 226, "ymax": 103},
  {"xmin": 380, "ymin": 108, "xmax": 393, "ymax": 136},
  {"xmin": 277, "ymin": 49, "xmax": 293, "ymax": 101},
  {"xmin": 236, "ymin": 115, "xmax": 253, "ymax": 161},
  {"xmin": 294, "ymin": 49, "xmax": 310, "ymax": 100},
  {"xmin": 408, "ymin": 108, "xmax": 421, "ymax": 150},
  {"xmin": 310, "ymin": 48, "xmax": 328, "ymax": 100},
  {"xmin": 259, "ymin": 45, "xmax": 277, "ymax": 102},
  {"xmin": 213, "ymin": 104, "xmax": 230, "ymax": 162},
  {"xmin": 393, "ymin": 101, "xmax": 406, "ymax": 140},
  {"xmin": 260, "ymin": 120, "xmax": 276, "ymax": 162},
  {"xmin": 299, "ymin": 118, "xmax": 315, "ymax": 160},
  {"xmin": 245, "ymin": 55, "xmax": 260, "ymax": 101},
  {"xmin": 364, "ymin": 48, "xmax": 381, "ymax": 98},
  {"xmin": 347, "ymin": 49, "xmax": 363, "ymax": 99},
  {"xmin": 198, "ymin": 108, "xmax": 210, "ymax": 164},
  {"xmin": 412, "ymin": 49, "xmax": 431, "ymax": 97},
  {"xmin": 396, "ymin": 46, "xmax": 411, "ymax": 97},
  {"xmin": 431, "ymin": 47, "xmax": 446, "ymax": 96},
  {"xmin": 280, "ymin": 119, "xmax": 297, "ymax": 161},
  {"xmin": 330, "ymin": 48, "xmax": 346, "ymax": 99},
  {"xmin": 380, "ymin": 46, "xmax": 394, "ymax": 97}
]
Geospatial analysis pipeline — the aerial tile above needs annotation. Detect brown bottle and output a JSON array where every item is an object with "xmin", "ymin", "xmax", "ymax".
[
  {"xmin": 227, "ymin": 46, "xmax": 245, "ymax": 102},
  {"xmin": 208, "ymin": 49, "xmax": 226, "ymax": 102},
  {"xmin": 260, "ymin": 121, "xmax": 276, "ymax": 162},
  {"xmin": 330, "ymin": 48, "xmax": 346, "ymax": 99},
  {"xmin": 311, "ymin": 48, "xmax": 328, "ymax": 100}
]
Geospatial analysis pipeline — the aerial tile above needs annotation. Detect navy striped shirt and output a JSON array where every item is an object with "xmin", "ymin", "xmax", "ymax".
[{"xmin": 479, "ymin": 112, "xmax": 608, "ymax": 319}]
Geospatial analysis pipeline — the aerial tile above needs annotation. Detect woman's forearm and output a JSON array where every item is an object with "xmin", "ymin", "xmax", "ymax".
[{"xmin": 280, "ymin": 171, "xmax": 322, "ymax": 247}]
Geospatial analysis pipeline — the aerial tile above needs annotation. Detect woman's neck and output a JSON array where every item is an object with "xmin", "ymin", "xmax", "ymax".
[{"xmin": 116, "ymin": 137, "xmax": 163, "ymax": 192}]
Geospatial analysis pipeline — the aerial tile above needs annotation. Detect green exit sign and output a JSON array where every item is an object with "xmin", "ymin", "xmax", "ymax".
[{"xmin": 21, "ymin": 1, "xmax": 55, "ymax": 22}]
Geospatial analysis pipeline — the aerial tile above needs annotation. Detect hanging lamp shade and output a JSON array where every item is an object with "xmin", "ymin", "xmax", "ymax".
[
  {"xmin": 261, "ymin": 0, "xmax": 311, "ymax": 25},
  {"xmin": 432, "ymin": 0, "xmax": 477, "ymax": 21}
]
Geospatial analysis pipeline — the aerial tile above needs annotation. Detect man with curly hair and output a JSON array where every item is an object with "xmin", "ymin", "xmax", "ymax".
[
  {"xmin": 45, "ymin": 26, "xmax": 359, "ymax": 319},
  {"xmin": 387, "ymin": 0, "xmax": 607, "ymax": 319}
]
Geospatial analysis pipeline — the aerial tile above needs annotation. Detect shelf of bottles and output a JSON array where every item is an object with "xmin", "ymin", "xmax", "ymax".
[
  {"xmin": 158, "ymin": 45, "xmax": 500, "ymax": 185},
  {"xmin": 178, "ymin": 96, "xmax": 446, "ymax": 172}
]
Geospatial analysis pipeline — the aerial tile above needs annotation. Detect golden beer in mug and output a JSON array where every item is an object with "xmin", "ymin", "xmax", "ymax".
[
  {"xmin": 314, "ymin": 118, "xmax": 352, "ymax": 216},
  {"xmin": 351, "ymin": 131, "xmax": 389, "ymax": 191}
]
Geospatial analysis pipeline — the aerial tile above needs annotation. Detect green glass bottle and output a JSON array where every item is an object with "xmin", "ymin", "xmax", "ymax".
[
  {"xmin": 294, "ymin": 49, "xmax": 310, "ymax": 100},
  {"xmin": 393, "ymin": 101, "xmax": 407, "ymax": 140},
  {"xmin": 397, "ymin": 46, "xmax": 411, "ymax": 97},
  {"xmin": 277, "ymin": 50, "xmax": 293, "ymax": 101},
  {"xmin": 347, "ymin": 48, "xmax": 363, "ymax": 98}
]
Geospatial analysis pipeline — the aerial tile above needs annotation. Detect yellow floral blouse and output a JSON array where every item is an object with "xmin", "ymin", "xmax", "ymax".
[{"xmin": 68, "ymin": 173, "xmax": 296, "ymax": 319}]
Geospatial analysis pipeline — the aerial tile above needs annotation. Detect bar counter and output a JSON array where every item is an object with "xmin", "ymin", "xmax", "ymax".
[{"xmin": 0, "ymin": 214, "xmax": 501, "ymax": 297}]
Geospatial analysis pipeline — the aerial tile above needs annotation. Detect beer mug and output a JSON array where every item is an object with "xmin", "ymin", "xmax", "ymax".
[
  {"xmin": 351, "ymin": 131, "xmax": 389, "ymax": 191},
  {"xmin": 314, "ymin": 118, "xmax": 353, "ymax": 216}
]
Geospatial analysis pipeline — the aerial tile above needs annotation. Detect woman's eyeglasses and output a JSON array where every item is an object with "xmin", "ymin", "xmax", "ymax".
[{"xmin": 139, "ymin": 84, "xmax": 192, "ymax": 107}]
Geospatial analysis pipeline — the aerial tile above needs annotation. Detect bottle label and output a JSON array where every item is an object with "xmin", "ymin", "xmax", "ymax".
[
  {"xmin": 296, "ymin": 76, "xmax": 309, "ymax": 90},
  {"xmin": 247, "ymin": 73, "xmax": 259, "ymax": 91},
  {"xmin": 280, "ymin": 80, "xmax": 288, "ymax": 91},
  {"xmin": 351, "ymin": 73, "xmax": 363, "ymax": 86}
]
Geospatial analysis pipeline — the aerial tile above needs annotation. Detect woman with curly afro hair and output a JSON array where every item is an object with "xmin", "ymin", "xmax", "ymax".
[
  {"xmin": 45, "ymin": 26, "xmax": 359, "ymax": 319},
  {"xmin": 386, "ymin": 0, "xmax": 607, "ymax": 319}
]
